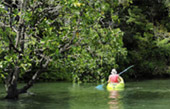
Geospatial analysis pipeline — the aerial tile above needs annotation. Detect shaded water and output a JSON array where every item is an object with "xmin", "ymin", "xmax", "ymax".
[{"xmin": 1, "ymin": 79, "xmax": 170, "ymax": 109}]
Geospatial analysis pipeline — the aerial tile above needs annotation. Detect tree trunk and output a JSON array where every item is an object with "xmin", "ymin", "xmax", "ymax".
[
  {"xmin": 5, "ymin": 66, "xmax": 19, "ymax": 99},
  {"xmin": 5, "ymin": 83, "xmax": 19, "ymax": 99}
]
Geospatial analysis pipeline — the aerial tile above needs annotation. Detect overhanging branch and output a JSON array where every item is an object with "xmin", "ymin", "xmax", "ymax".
[{"xmin": 18, "ymin": 56, "xmax": 50, "ymax": 94}]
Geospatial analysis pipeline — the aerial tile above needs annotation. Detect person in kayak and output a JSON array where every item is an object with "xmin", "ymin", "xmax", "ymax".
[{"xmin": 108, "ymin": 69, "xmax": 121, "ymax": 83}]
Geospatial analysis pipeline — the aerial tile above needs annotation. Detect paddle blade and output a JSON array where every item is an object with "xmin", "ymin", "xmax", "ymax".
[{"xmin": 95, "ymin": 84, "xmax": 104, "ymax": 90}]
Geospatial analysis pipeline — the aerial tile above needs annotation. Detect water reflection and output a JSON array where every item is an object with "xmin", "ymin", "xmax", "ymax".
[
  {"xmin": 0, "ymin": 95, "xmax": 53, "ymax": 109},
  {"xmin": 108, "ymin": 91, "xmax": 124, "ymax": 109},
  {"xmin": 0, "ymin": 83, "xmax": 71, "ymax": 109}
]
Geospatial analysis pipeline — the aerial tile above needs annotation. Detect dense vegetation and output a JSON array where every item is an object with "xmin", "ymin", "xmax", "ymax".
[
  {"xmin": 0, "ymin": 0, "xmax": 170, "ymax": 98},
  {"xmin": 118, "ymin": 0, "xmax": 170, "ymax": 79}
]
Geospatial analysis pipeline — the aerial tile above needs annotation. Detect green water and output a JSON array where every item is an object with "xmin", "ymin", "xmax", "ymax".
[{"xmin": 1, "ymin": 79, "xmax": 170, "ymax": 109}]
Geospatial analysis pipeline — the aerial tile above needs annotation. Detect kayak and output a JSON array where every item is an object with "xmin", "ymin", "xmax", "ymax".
[{"xmin": 106, "ymin": 76, "xmax": 125, "ymax": 91}]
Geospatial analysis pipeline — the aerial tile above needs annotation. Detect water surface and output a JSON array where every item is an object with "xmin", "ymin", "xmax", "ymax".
[{"xmin": 1, "ymin": 79, "xmax": 170, "ymax": 109}]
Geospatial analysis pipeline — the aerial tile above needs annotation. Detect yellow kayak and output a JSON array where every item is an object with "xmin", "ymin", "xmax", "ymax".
[{"xmin": 106, "ymin": 76, "xmax": 125, "ymax": 91}]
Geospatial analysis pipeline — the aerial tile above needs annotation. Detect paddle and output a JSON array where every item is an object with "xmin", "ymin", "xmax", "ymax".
[
  {"xmin": 95, "ymin": 65, "xmax": 134, "ymax": 90},
  {"xmin": 118, "ymin": 65, "xmax": 134, "ymax": 75}
]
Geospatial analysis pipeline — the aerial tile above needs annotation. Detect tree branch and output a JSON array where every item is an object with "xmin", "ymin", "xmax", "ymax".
[
  {"xmin": 18, "ymin": 69, "xmax": 41, "ymax": 94},
  {"xmin": 6, "ymin": 35, "xmax": 22, "ymax": 53},
  {"xmin": 18, "ymin": 56, "xmax": 50, "ymax": 94},
  {"xmin": 34, "ymin": 5, "xmax": 61, "ymax": 27},
  {"xmin": 59, "ymin": 30, "xmax": 77, "ymax": 53}
]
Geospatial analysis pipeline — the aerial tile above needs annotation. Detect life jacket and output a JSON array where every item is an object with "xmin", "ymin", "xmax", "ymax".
[{"xmin": 109, "ymin": 74, "xmax": 119, "ymax": 83}]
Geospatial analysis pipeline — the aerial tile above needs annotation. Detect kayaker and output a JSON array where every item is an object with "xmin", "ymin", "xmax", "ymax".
[{"xmin": 108, "ymin": 69, "xmax": 121, "ymax": 83}]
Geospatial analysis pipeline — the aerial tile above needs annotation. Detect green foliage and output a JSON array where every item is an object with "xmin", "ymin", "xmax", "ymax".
[
  {"xmin": 47, "ymin": 0, "xmax": 127, "ymax": 83},
  {"xmin": 0, "ymin": 0, "xmax": 127, "ymax": 83}
]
